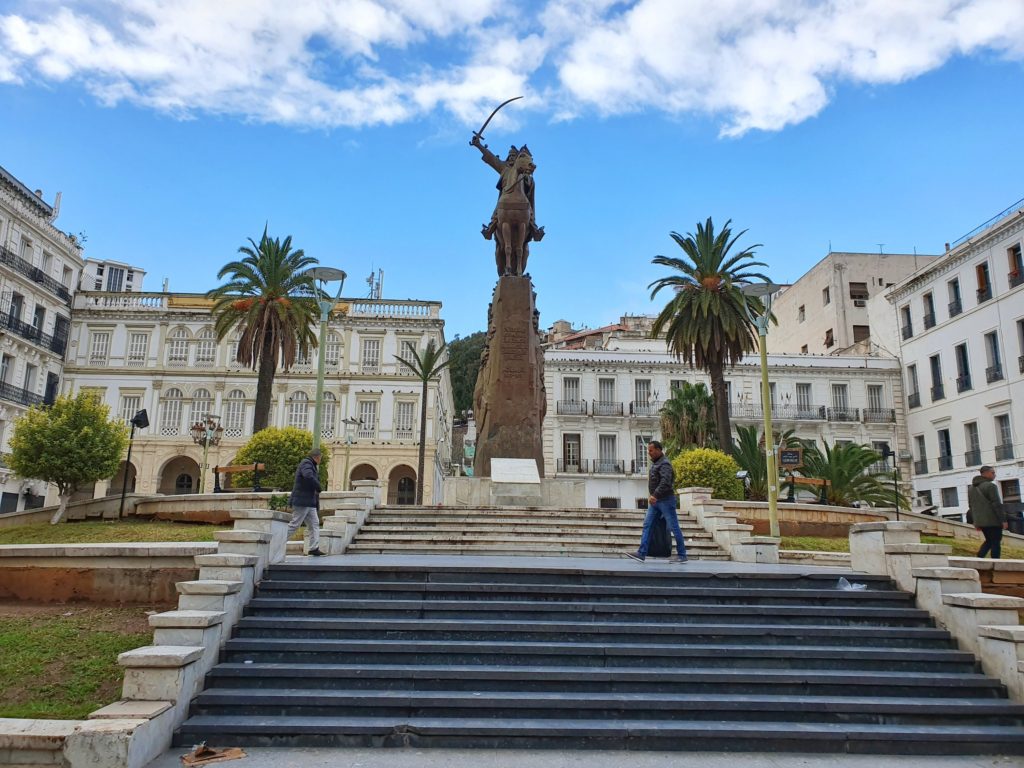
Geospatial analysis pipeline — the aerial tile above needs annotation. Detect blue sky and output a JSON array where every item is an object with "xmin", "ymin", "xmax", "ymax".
[{"xmin": 1, "ymin": 1, "xmax": 1023, "ymax": 338}]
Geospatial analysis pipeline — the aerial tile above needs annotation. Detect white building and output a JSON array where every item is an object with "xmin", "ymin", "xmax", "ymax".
[
  {"xmin": 543, "ymin": 319, "xmax": 909, "ymax": 508},
  {"xmin": 771, "ymin": 252, "xmax": 938, "ymax": 355},
  {"xmin": 82, "ymin": 258, "xmax": 146, "ymax": 293},
  {"xmin": 886, "ymin": 199, "xmax": 1024, "ymax": 516},
  {"xmin": 63, "ymin": 292, "xmax": 453, "ymax": 504},
  {"xmin": 0, "ymin": 165, "xmax": 84, "ymax": 514}
]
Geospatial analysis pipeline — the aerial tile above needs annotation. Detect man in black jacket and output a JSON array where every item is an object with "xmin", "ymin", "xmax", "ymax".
[
  {"xmin": 288, "ymin": 449, "xmax": 324, "ymax": 556},
  {"xmin": 627, "ymin": 441, "xmax": 688, "ymax": 563}
]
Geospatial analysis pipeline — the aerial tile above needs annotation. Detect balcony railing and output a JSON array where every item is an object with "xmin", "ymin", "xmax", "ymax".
[
  {"xmin": 1011, "ymin": 271, "xmax": 1024, "ymax": 289},
  {"xmin": 931, "ymin": 384, "xmax": 945, "ymax": 401},
  {"xmin": 913, "ymin": 459, "xmax": 928, "ymax": 475},
  {"xmin": 938, "ymin": 454, "xmax": 953, "ymax": 471},
  {"xmin": 908, "ymin": 392, "xmax": 921, "ymax": 409},
  {"xmin": 0, "ymin": 311, "xmax": 67, "ymax": 356},
  {"xmin": 556, "ymin": 400, "xmax": 587, "ymax": 416},
  {"xmin": 729, "ymin": 402, "xmax": 764, "ymax": 420},
  {"xmin": 964, "ymin": 449, "xmax": 982, "ymax": 467},
  {"xmin": 629, "ymin": 401, "xmax": 659, "ymax": 418},
  {"xmin": 0, "ymin": 380, "xmax": 45, "ymax": 408},
  {"xmin": 901, "ymin": 324, "xmax": 914, "ymax": 340},
  {"xmin": 867, "ymin": 461, "xmax": 891, "ymax": 475},
  {"xmin": 923, "ymin": 312, "xmax": 936, "ymax": 330},
  {"xmin": 977, "ymin": 286, "xmax": 992, "ymax": 303},
  {"xmin": 592, "ymin": 400, "xmax": 623, "ymax": 416},
  {"xmin": 556, "ymin": 459, "xmax": 587, "ymax": 474},
  {"xmin": 630, "ymin": 459, "xmax": 650, "ymax": 475},
  {"xmin": 996, "ymin": 444, "xmax": 1015, "ymax": 461},
  {"xmin": 827, "ymin": 407, "xmax": 860, "ymax": 422},
  {"xmin": 771, "ymin": 404, "xmax": 826, "ymax": 421},
  {"xmin": 956, "ymin": 374, "xmax": 972, "ymax": 393},
  {"xmin": 592, "ymin": 459, "xmax": 625, "ymax": 475},
  {"xmin": 948, "ymin": 298, "xmax": 962, "ymax": 317},
  {"xmin": 0, "ymin": 244, "xmax": 73, "ymax": 304},
  {"xmin": 986, "ymin": 364, "xmax": 1004, "ymax": 383},
  {"xmin": 863, "ymin": 408, "xmax": 896, "ymax": 423}
]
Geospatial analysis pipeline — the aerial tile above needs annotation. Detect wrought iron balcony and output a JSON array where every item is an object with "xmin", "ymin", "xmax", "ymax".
[
  {"xmin": 826, "ymin": 407, "xmax": 860, "ymax": 422},
  {"xmin": 931, "ymin": 384, "xmax": 945, "ymax": 401},
  {"xmin": 0, "ymin": 311, "xmax": 67, "ymax": 356},
  {"xmin": 977, "ymin": 286, "xmax": 992, "ymax": 303},
  {"xmin": 964, "ymin": 449, "xmax": 982, "ymax": 467},
  {"xmin": 901, "ymin": 324, "xmax": 913, "ymax": 340},
  {"xmin": 591, "ymin": 459, "xmax": 625, "ymax": 475},
  {"xmin": 556, "ymin": 400, "xmax": 587, "ymax": 416},
  {"xmin": 923, "ymin": 312, "xmax": 936, "ymax": 330},
  {"xmin": 948, "ymin": 298, "xmax": 962, "ymax": 317},
  {"xmin": 986, "ymin": 364, "xmax": 1004, "ymax": 383},
  {"xmin": 0, "ymin": 380, "xmax": 45, "ymax": 408},
  {"xmin": 728, "ymin": 402, "xmax": 763, "ymax": 420},
  {"xmin": 556, "ymin": 458, "xmax": 587, "ymax": 474},
  {"xmin": 867, "ymin": 461, "xmax": 891, "ymax": 475},
  {"xmin": 913, "ymin": 459, "xmax": 929, "ymax": 475},
  {"xmin": 956, "ymin": 374, "xmax": 972, "ymax": 393},
  {"xmin": 630, "ymin": 459, "xmax": 650, "ymax": 475},
  {"xmin": 996, "ymin": 443, "xmax": 1015, "ymax": 461},
  {"xmin": 771, "ymin": 404, "xmax": 826, "ymax": 421},
  {"xmin": 1011, "ymin": 271, "xmax": 1024, "ymax": 289},
  {"xmin": 0, "ymin": 245, "xmax": 73, "ymax": 304},
  {"xmin": 863, "ymin": 408, "xmax": 896, "ymax": 423},
  {"xmin": 908, "ymin": 392, "xmax": 921, "ymax": 409},
  {"xmin": 592, "ymin": 400, "xmax": 623, "ymax": 417},
  {"xmin": 938, "ymin": 454, "xmax": 953, "ymax": 471},
  {"xmin": 629, "ymin": 401, "xmax": 659, "ymax": 418}
]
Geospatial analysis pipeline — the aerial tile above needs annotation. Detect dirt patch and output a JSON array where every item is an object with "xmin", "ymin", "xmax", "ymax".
[{"xmin": 0, "ymin": 601, "xmax": 156, "ymax": 629}]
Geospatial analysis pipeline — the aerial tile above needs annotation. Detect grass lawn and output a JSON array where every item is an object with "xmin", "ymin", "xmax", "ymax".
[
  {"xmin": 781, "ymin": 534, "xmax": 1024, "ymax": 560},
  {"xmin": 0, "ymin": 605, "xmax": 153, "ymax": 719},
  {"xmin": 0, "ymin": 519, "xmax": 219, "ymax": 545}
]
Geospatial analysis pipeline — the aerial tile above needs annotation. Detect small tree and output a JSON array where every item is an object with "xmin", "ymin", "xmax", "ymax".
[
  {"xmin": 6, "ymin": 393, "xmax": 128, "ymax": 524},
  {"xmin": 732, "ymin": 424, "xmax": 800, "ymax": 501},
  {"xmin": 232, "ymin": 427, "xmax": 329, "ymax": 493},
  {"xmin": 798, "ymin": 441, "xmax": 907, "ymax": 509},
  {"xmin": 671, "ymin": 448, "xmax": 744, "ymax": 501},
  {"xmin": 395, "ymin": 339, "xmax": 451, "ymax": 505}
]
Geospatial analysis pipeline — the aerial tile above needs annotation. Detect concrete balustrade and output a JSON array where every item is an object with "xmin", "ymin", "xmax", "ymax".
[
  {"xmin": 849, "ymin": 521, "xmax": 929, "ymax": 576},
  {"xmin": 229, "ymin": 509, "xmax": 291, "ymax": 564},
  {"xmin": 678, "ymin": 487, "xmax": 780, "ymax": 564},
  {"xmin": 318, "ymin": 483, "xmax": 379, "ymax": 555},
  {"xmin": 941, "ymin": 594, "xmax": 1024, "ymax": 656},
  {"xmin": 882, "ymin": 542, "xmax": 953, "ymax": 592},
  {"xmin": 912, "ymin": 566, "xmax": 982, "ymax": 618}
]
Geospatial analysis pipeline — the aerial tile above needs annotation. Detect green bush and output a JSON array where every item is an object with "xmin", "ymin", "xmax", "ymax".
[
  {"xmin": 231, "ymin": 427, "xmax": 329, "ymax": 492},
  {"xmin": 671, "ymin": 448, "xmax": 743, "ymax": 500}
]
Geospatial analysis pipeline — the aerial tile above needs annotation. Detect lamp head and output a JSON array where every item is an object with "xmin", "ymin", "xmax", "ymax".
[
  {"xmin": 306, "ymin": 267, "xmax": 347, "ymax": 283},
  {"xmin": 739, "ymin": 281, "xmax": 782, "ymax": 298}
]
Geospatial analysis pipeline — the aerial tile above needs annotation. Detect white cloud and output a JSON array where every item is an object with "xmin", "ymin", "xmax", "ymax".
[{"xmin": 0, "ymin": 0, "xmax": 1021, "ymax": 134}]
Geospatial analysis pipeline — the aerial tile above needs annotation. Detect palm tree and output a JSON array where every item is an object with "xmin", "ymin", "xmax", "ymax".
[
  {"xmin": 797, "ymin": 442, "xmax": 907, "ymax": 508},
  {"xmin": 208, "ymin": 228, "xmax": 320, "ymax": 433},
  {"xmin": 660, "ymin": 382, "xmax": 716, "ymax": 455},
  {"xmin": 649, "ymin": 217, "xmax": 770, "ymax": 448},
  {"xmin": 395, "ymin": 339, "xmax": 452, "ymax": 505},
  {"xmin": 732, "ymin": 424, "xmax": 799, "ymax": 501}
]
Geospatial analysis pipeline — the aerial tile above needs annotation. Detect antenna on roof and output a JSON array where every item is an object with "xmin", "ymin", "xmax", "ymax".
[{"xmin": 877, "ymin": 243, "xmax": 885, "ymax": 255}]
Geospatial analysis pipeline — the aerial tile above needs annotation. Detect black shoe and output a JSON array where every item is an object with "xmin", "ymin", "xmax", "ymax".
[
  {"xmin": 674, "ymin": 556, "xmax": 689, "ymax": 564},
  {"xmin": 626, "ymin": 551, "xmax": 645, "ymax": 563},
  {"xmin": 307, "ymin": 548, "xmax": 325, "ymax": 557}
]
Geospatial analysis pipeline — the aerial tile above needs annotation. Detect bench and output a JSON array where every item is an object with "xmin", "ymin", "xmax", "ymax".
[
  {"xmin": 212, "ymin": 463, "xmax": 266, "ymax": 493},
  {"xmin": 785, "ymin": 474, "xmax": 831, "ymax": 504}
]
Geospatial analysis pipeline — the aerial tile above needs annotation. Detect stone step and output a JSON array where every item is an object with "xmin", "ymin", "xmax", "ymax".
[
  {"xmin": 350, "ymin": 532, "xmax": 716, "ymax": 544},
  {"xmin": 342, "ymin": 547, "xmax": 730, "ymax": 559}
]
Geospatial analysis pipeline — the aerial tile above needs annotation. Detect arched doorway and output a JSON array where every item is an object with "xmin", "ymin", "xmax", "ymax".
[
  {"xmin": 349, "ymin": 463, "xmax": 378, "ymax": 491},
  {"xmin": 106, "ymin": 461, "xmax": 138, "ymax": 497},
  {"xmin": 387, "ymin": 465, "xmax": 417, "ymax": 505},
  {"xmin": 158, "ymin": 456, "xmax": 201, "ymax": 495}
]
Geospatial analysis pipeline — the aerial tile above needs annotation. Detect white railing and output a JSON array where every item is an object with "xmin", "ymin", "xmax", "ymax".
[
  {"xmin": 75, "ymin": 293, "xmax": 168, "ymax": 310},
  {"xmin": 348, "ymin": 300, "xmax": 440, "ymax": 319},
  {"xmin": 395, "ymin": 428, "xmax": 415, "ymax": 440}
]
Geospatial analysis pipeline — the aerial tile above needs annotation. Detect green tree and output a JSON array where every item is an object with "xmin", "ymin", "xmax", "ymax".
[
  {"xmin": 659, "ymin": 382, "xmax": 716, "ymax": 455},
  {"xmin": 395, "ymin": 339, "xmax": 452, "ymax": 505},
  {"xmin": 5, "ymin": 393, "xmax": 128, "ymax": 524},
  {"xmin": 208, "ymin": 228, "xmax": 320, "ymax": 433},
  {"xmin": 732, "ymin": 424, "xmax": 800, "ymax": 501},
  {"xmin": 797, "ymin": 442, "xmax": 907, "ymax": 509},
  {"xmin": 232, "ymin": 427, "xmax": 329, "ymax": 493},
  {"xmin": 447, "ymin": 331, "xmax": 486, "ymax": 415},
  {"xmin": 649, "ymin": 217, "xmax": 770, "ymax": 448},
  {"xmin": 671, "ymin": 448, "xmax": 744, "ymax": 500}
]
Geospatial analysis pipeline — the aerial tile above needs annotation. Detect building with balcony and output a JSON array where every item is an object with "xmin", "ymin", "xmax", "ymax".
[
  {"xmin": 884, "ymin": 198, "xmax": 1024, "ymax": 517},
  {"xmin": 0, "ymin": 165, "xmax": 84, "ymax": 514},
  {"xmin": 63, "ymin": 292, "xmax": 453, "ymax": 505},
  {"xmin": 770, "ymin": 252, "xmax": 939, "ymax": 355},
  {"xmin": 543, "ymin": 318, "xmax": 910, "ymax": 508}
]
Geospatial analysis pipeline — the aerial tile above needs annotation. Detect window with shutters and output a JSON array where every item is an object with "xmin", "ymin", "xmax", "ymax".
[
  {"xmin": 563, "ymin": 377, "xmax": 581, "ymax": 402},
  {"xmin": 395, "ymin": 400, "xmax": 416, "ymax": 439},
  {"xmin": 357, "ymin": 400, "xmax": 378, "ymax": 437},
  {"xmin": 361, "ymin": 338, "xmax": 381, "ymax": 373},
  {"xmin": 224, "ymin": 390, "xmax": 246, "ymax": 437},
  {"xmin": 325, "ymin": 334, "xmax": 342, "ymax": 367},
  {"xmin": 287, "ymin": 392, "xmax": 309, "ymax": 430},
  {"xmin": 867, "ymin": 384, "xmax": 884, "ymax": 411},
  {"xmin": 597, "ymin": 434, "xmax": 618, "ymax": 473},
  {"xmin": 127, "ymin": 333, "xmax": 149, "ymax": 366},
  {"xmin": 398, "ymin": 340, "xmax": 418, "ymax": 375},
  {"xmin": 160, "ymin": 388, "xmax": 184, "ymax": 435},
  {"xmin": 796, "ymin": 383, "xmax": 812, "ymax": 411},
  {"xmin": 119, "ymin": 395, "xmax": 141, "ymax": 425},
  {"xmin": 166, "ymin": 329, "xmax": 189, "ymax": 367},
  {"xmin": 195, "ymin": 328, "xmax": 216, "ymax": 367},
  {"xmin": 189, "ymin": 389, "xmax": 213, "ymax": 428},
  {"xmin": 89, "ymin": 331, "xmax": 111, "ymax": 364}
]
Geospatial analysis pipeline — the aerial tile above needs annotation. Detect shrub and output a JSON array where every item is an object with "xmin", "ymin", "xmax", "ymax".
[
  {"xmin": 671, "ymin": 448, "xmax": 743, "ymax": 500},
  {"xmin": 231, "ymin": 427, "xmax": 329, "ymax": 491}
]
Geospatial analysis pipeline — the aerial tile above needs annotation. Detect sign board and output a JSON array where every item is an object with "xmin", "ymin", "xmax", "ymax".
[
  {"xmin": 779, "ymin": 448, "xmax": 804, "ymax": 468},
  {"xmin": 491, "ymin": 458, "xmax": 541, "ymax": 484}
]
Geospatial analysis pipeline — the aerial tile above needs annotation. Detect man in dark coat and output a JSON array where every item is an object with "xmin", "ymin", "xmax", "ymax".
[
  {"xmin": 288, "ymin": 449, "xmax": 324, "ymax": 556},
  {"xmin": 970, "ymin": 465, "xmax": 1006, "ymax": 559},
  {"xmin": 627, "ymin": 441, "xmax": 688, "ymax": 563}
]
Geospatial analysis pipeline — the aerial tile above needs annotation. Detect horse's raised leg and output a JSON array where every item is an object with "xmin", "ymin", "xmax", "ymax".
[{"xmin": 500, "ymin": 221, "xmax": 514, "ymax": 275}]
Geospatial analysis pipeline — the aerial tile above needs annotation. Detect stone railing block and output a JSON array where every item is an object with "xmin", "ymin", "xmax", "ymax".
[
  {"xmin": 979, "ymin": 624, "xmax": 1024, "ymax": 700},
  {"xmin": 913, "ymin": 567, "xmax": 983, "ymax": 621},
  {"xmin": 883, "ymin": 544, "xmax": 951, "ymax": 592},
  {"xmin": 941, "ymin": 593, "xmax": 1024, "ymax": 655},
  {"xmin": 732, "ymin": 537, "xmax": 780, "ymax": 564}
]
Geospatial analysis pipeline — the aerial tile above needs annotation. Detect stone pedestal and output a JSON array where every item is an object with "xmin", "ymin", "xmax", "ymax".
[{"xmin": 473, "ymin": 275, "xmax": 546, "ymax": 478}]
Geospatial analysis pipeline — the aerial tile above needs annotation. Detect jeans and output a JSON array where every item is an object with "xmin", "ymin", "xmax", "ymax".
[
  {"xmin": 638, "ymin": 497, "xmax": 687, "ymax": 559},
  {"xmin": 287, "ymin": 505, "xmax": 321, "ymax": 552},
  {"xmin": 977, "ymin": 525, "xmax": 1003, "ymax": 559}
]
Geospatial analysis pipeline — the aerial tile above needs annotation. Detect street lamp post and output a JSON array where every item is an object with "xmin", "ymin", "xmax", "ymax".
[
  {"xmin": 341, "ymin": 416, "xmax": 362, "ymax": 491},
  {"xmin": 741, "ymin": 282, "xmax": 783, "ymax": 538},
  {"xmin": 189, "ymin": 415, "xmax": 224, "ymax": 494},
  {"xmin": 306, "ymin": 267, "xmax": 347, "ymax": 452}
]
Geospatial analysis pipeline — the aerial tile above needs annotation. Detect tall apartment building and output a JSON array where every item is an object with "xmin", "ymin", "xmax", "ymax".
[
  {"xmin": 82, "ymin": 258, "xmax": 146, "ymax": 292},
  {"xmin": 886, "ymin": 199, "xmax": 1024, "ymax": 517},
  {"xmin": 63, "ymin": 292, "xmax": 453, "ymax": 505},
  {"xmin": 543, "ymin": 317, "xmax": 909, "ymax": 508},
  {"xmin": 0, "ymin": 165, "xmax": 84, "ymax": 513},
  {"xmin": 771, "ymin": 252, "xmax": 938, "ymax": 355}
]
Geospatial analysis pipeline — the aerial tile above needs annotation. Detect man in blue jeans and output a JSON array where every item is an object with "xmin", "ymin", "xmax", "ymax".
[{"xmin": 627, "ymin": 441, "xmax": 688, "ymax": 563}]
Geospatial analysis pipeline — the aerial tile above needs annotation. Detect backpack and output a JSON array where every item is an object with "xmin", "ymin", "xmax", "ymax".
[{"xmin": 648, "ymin": 509, "xmax": 672, "ymax": 558}]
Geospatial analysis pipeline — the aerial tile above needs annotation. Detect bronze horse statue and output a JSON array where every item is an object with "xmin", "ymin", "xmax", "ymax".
[{"xmin": 471, "ymin": 135, "xmax": 545, "ymax": 276}]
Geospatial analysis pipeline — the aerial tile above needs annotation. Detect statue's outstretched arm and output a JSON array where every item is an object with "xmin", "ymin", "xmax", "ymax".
[{"xmin": 470, "ymin": 134, "xmax": 504, "ymax": 173}]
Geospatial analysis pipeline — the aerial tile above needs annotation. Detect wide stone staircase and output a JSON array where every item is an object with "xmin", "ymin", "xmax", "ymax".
[
  {"xmin": 343, "ymin": 505, "xmax": 729, "ymax": 559},
  {"xmin": 175, "ymin": 559, "xmax": 1024, "ymax": 754}
]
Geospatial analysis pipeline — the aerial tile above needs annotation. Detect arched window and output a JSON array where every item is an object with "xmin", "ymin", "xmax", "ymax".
[
  {"xmin": 224, "ymin": 389, "xmax": 246, "ymax": 437},
  {"xmin": 321, "ymin": 392, "xmax": 336, "ymax": 440},
  {"xmin": 227, "ymin": 333, "xmax": 242, "ymax": 367},
  {"xmin": 189, "ymin": 388, "xmax": 212, "ymax": 428},
  {"xmin": 325, "ymin": 333, "xmax": 342, "ymax": 367},
  {"xmin": 195, "ymin": 328, "xmax": 216, "ymax": 367},
  {"xmin": 160, "ymin": 388, "xmax": 183, "ymax": 435},
  {"xmin": 396, "ymin": 477, "xmax": 416, "ymax": 505},
  {"xmin": 294, "ymin": 347, "xmax": 312, "ymax": 367},
  {"xmin": 166, "ymin": 328, "xmax": 190, "ymax": 367},
  {"xmin": 174, "ymin": 473, "xmax": 194, "ymax": 494},
  {"xmin": 287, "ymin": 392, "xmax": 309, "ymax": 430}
]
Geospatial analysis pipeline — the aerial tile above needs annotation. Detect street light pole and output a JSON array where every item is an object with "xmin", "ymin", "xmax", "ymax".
[
  {"xmin": 741, "ymin": 282, "xmax": 782, "ymax": 538},
  {"xmin": 341, "ymin": 416, "xmax": 362, "ymax": 491},
  {"xmin": 190, "ymin": 414, "xmax": 223, "ymax": 494},
  {"xmin": 307, "ymin": 267, "xmax": 347, "ymax": 452}
]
